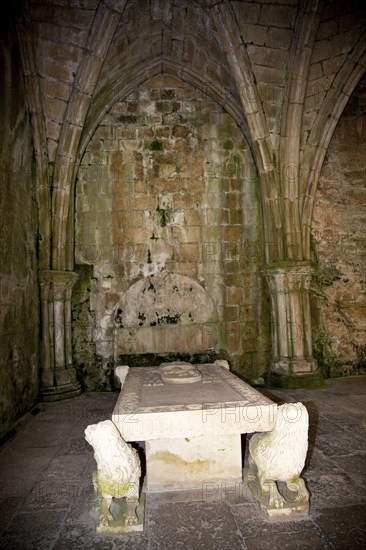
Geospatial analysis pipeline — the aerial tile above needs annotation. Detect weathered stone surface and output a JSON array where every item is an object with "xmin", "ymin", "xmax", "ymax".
[
  {"xmin": 1, "ymin": 0, "xmax": 365, "ymax": 435},
  {"xmin": 0, "ymin": 14, "xmax": 39, "ymax": 440},
  {"xmin": 311, "ymin": 78, "xmax": 366, "ymax": 377},
  {"xmin": 84, "ymin": 419, "xmax": 143, "ymax": 532},
  {"xmin": 74, "ymin": 79, "xmax": 267, "ymax": 385},
  {"xmin": 113, "ymin": 364, "xmax": 276, "ymax": 491},
  {"xmin": 258, "ymin": 4, "xmax": 297, "ymax": 28},
  {"xmin": 246, "ymin": 402, "xmax": 309, "ymax": 518}
]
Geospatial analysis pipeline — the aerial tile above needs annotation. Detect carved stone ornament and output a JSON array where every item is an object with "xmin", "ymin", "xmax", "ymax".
[
  {"xmin": 159, "ymin": 361, "xmax": 203, "ymax": 384},
  {"xmin": 246, "ymin": 402, "xmax": 310, "ymax": 518},
  {"xmin": 85, "ymin": 420, "xmax": 144, "ymax": 534}
]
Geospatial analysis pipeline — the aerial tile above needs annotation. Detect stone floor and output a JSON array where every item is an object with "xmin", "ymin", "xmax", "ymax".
[{"xmin": 0, "ymin": 376, "xmax": 365, "ymax": 549}]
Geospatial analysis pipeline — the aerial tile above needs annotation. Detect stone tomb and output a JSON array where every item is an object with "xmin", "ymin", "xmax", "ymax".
[{"xmin": 112, "ymin": 361, "xmax": 277, "ymax": 491}]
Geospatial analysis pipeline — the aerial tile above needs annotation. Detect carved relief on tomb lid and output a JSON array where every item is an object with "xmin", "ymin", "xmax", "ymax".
[{"xmin": 159, "ymin": 361, "xmax": 202, "ymax": 384}]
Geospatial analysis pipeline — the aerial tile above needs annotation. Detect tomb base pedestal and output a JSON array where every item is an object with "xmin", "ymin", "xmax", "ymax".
[{"xmin": 146, "ymin": 434, "xmax": 243, "ymax": 491}]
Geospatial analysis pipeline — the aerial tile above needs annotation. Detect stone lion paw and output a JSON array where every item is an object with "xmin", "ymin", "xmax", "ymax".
[
  {"xmin": 269, "ymin": 492, "xmax": 285, "ymax": 509},
  {"xmin": 99, "ymin": 512, "xmax": 113, "ymax": 526},
  {"xmin": 261, "ymin": 480, "xmax": 285, "ymax": 509},
  {"xmin": 125, "ymin": 514, "xmax": 138, "ymax": 526}
]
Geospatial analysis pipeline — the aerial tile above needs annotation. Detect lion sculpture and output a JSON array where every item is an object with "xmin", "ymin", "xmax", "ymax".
[
  {"xmin": 85, "ymin": 419, "xmax": 141, "ymax": 526},
  {"xmin": 248, "ymin": 402, "xmax": 309, "ymax": 510}
]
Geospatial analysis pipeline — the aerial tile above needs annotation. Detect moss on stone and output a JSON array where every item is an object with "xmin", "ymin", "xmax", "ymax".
[
  {"xmin": 97, "ymin": 476, "xmax": 131, "ymax": 498},
  {"xmin": 266, "ymin": 371, "xmax": 324, "ymax": 389},
  {"xmin": 115, "ymin": 350, "xmax": 221, "ymax": 368},
  {"xmin": 144, "ymin": 139, "xmax": 163, "ymax": 151},
  {"xmin": 217, "ymin": 123, "xmax": 237, "ymax": 138},
  {"xmin": 156, "ymin": 205, "xmax": 169, "ymax": 227},
  {"xmin": 312, "ymin": 325, "xmax": 339, "ymax": 379},
  {"xmin": 222, "ymin": 139, "xmax": 234, "ymax": 150},
  {"xmin": 311, "ymin": 263, "xmax": 342, "ymax": 301}
]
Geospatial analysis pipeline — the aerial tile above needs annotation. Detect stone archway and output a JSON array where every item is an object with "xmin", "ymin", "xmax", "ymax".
[
  {"xmin": 17, "ymin": 0, "xmax": 364, "ymax": 396},
  {"xmin": 72, "ymin": 75, "xmax": 267, "ymax": 388}
]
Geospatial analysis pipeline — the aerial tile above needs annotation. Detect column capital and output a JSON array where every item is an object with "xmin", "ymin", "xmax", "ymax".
[
  {"xmin": 264, "ymin": 261, "xmax": 313, "ymax": 275},
  {"xmin": 39, "ymin": 270, "xmax": 78, "ymax": 300},
  {"xmin": 39, "ymin": 269, "xmax": 78, "ymax": 285},
  {"xmin": 39, "ymin": 278, "xmax": 51, "ymax": 301},
  {"xmin": 264, "ymin": 262, "xmax": 313, "ymax": 292},
  {"xmin": 263, "ymin": 262, "xmax": 321, "ymax": 387}
]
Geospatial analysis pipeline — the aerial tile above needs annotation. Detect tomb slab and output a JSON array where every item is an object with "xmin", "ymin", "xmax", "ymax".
[{"xmin": 112, "ymin": 362, "xmax": 277, "ymax": 490}]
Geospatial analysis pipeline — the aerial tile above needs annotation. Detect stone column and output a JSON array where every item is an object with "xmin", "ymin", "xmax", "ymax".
[
  {"xmin": 39, "ymin": 276, "xmax": 53, "ymax": 389},
  {"xmin": 39, "ymin": 270, "xmax": 81, "ymax": 401},
  {"xmin": 264, "ymin": 263, "xmax": 320, "ymax": 386}
]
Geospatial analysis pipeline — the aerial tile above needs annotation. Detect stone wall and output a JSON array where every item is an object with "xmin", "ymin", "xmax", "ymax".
[
  {"xmin": 1, "ymin": 1, "xmax": 365, "ymax": 405},
  {"xmin": 311, "ymin": 78, "xmax": 366, "ymax": 377},
  {"xmin": 0, "ymin": 11, "xmax": 39, "ymax": 439},
  {"xmin": 73, "ymin": 76, "xmax": 270, "ymax": 389}
]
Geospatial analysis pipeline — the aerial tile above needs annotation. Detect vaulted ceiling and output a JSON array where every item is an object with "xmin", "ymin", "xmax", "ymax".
[{"xmin": 15, "ymin": 0, "xmax": 366, "ymax": 268}]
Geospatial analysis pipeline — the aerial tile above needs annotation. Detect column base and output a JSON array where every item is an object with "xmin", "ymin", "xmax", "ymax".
[
  {"xmin": 271, "ymin": 358, "xmax": 318, "ymax": 376},
  {"xmin": 41, "ymin": 381, "xmax": 81, "ymax": 402},
  {"xmin": 265, "ymin": 370, "xmax": 324, "ymax": 389}
]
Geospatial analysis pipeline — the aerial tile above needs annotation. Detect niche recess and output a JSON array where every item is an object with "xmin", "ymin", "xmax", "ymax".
[{"xmin": 73, "ymin": 76, "xmax": 269, "ymax": 388}]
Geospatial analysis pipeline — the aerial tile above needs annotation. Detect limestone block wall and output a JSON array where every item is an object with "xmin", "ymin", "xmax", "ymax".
[
  {"xmin": 311, "ymin": 80, "xmax": 366, "ymax": 376},
  {"xmin": 73, "ymin": 77, "xmax": 270, "ymax": 389},
  {"xmin": 0, "ymin": 19, "xmax": 39, "ymax": 438}
]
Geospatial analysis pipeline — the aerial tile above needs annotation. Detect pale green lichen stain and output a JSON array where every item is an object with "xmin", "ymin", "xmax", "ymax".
[
  {"xmin": 97, "ymin": 476, "xmax": 131, "ymax": 498},
  {"xmin": 152, "ymin": 451, "xmax": 209, "ymax": 468},
  {"xmin": 289, "ymin": 474, "xmax": 300, "ymax": 483}
]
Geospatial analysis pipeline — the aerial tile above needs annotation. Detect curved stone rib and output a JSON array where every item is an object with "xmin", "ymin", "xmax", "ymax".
[
  {"xmin": 280, "ymin": 0, "xmax": 323, "ymax": 261},
  {"xmin": 300, "ymin": 32, "xmax": 366, "ymax": 257},
  {"xmin": 52, "ymin": 1, "xmax": 126, "ymax": 271},
  {"xmin": 209, "ymin": 0, "xmax": 273, "ymax": 173},
  {"xmin": 209, "ymin": 0, "xmax": 284, "ymax": 263}
]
